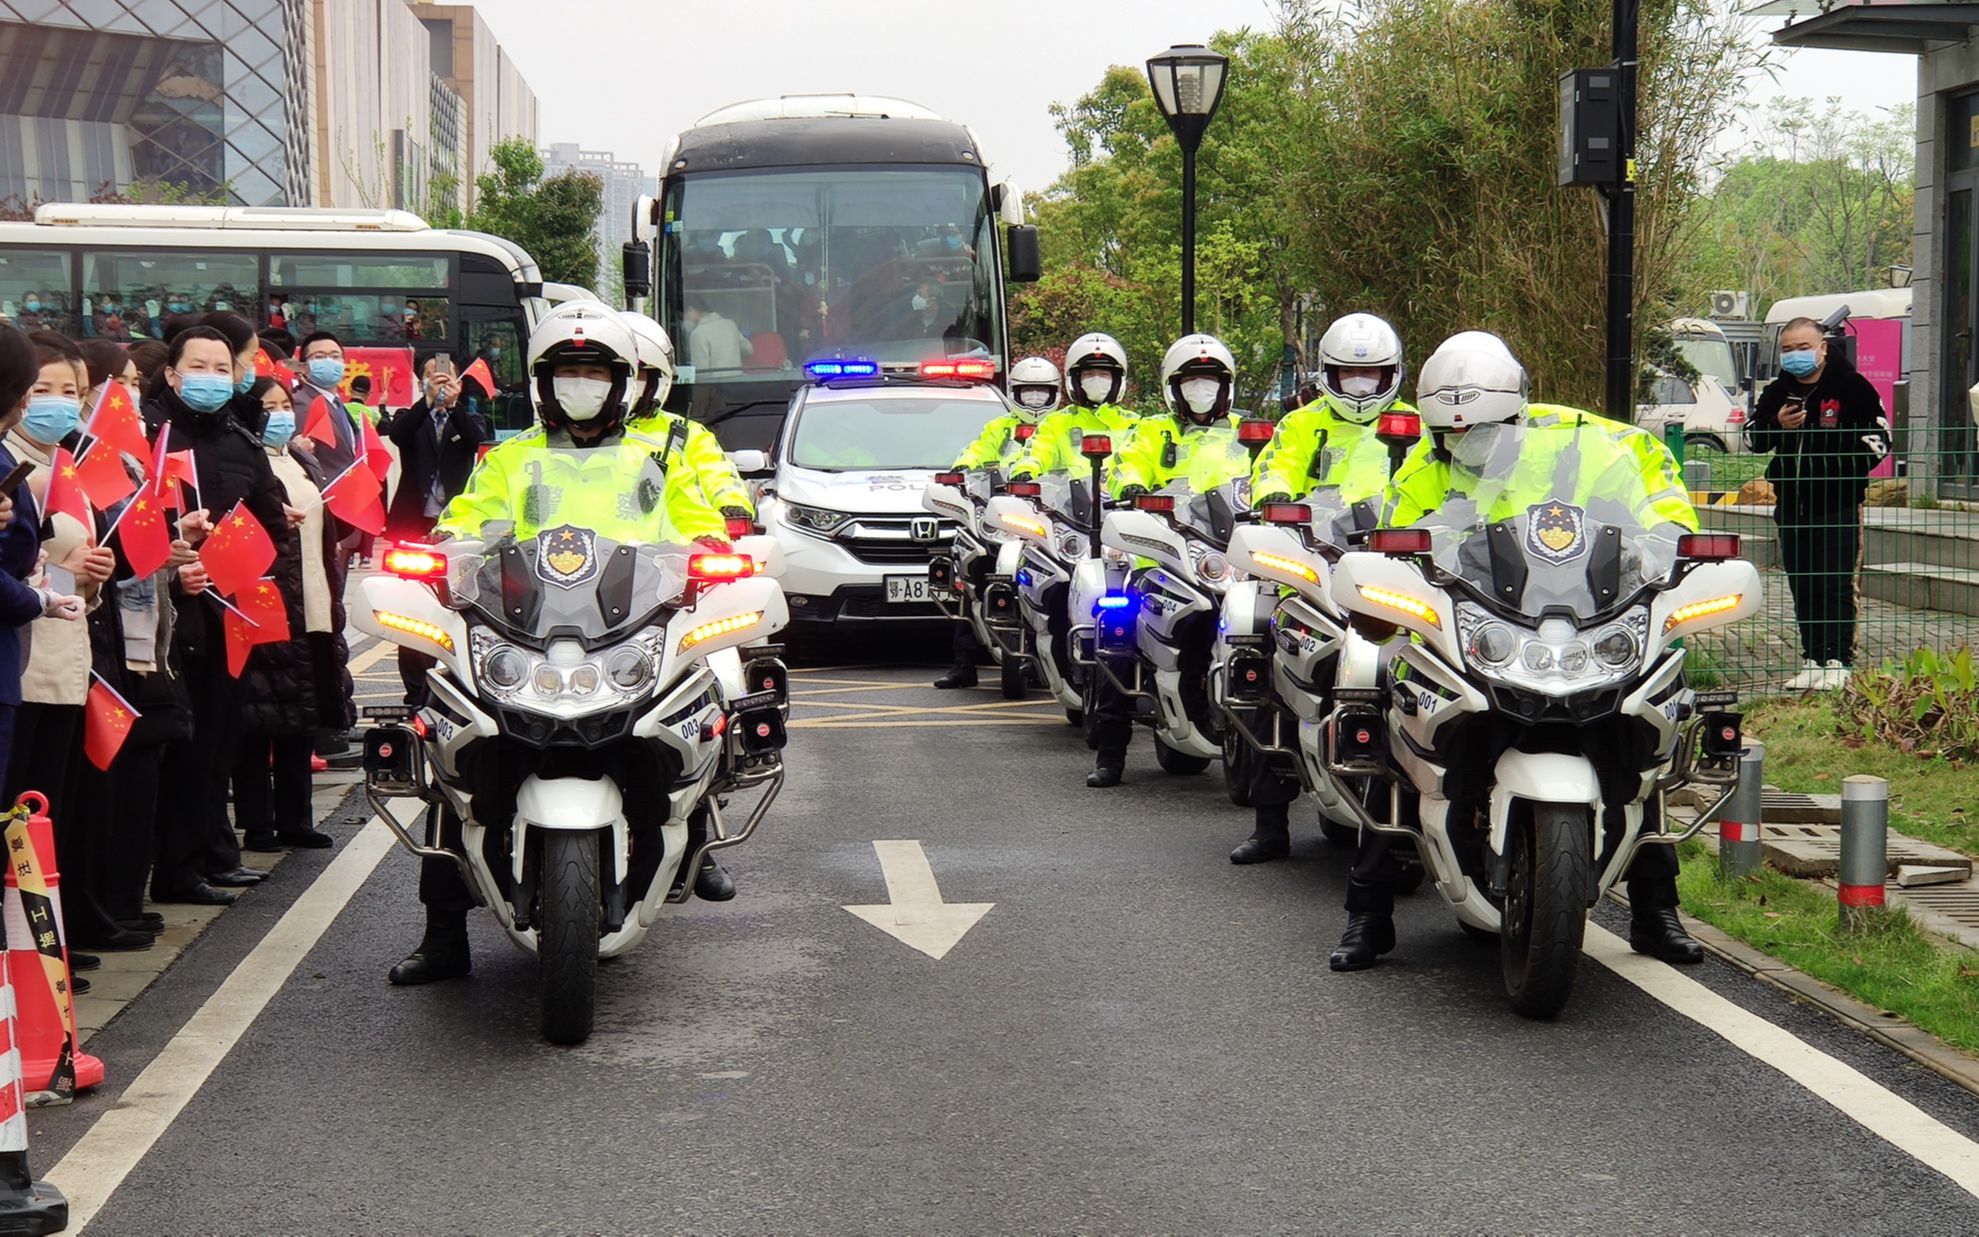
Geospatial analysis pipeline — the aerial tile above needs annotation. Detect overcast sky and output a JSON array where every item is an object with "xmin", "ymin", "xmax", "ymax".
[{"xmin": 461, "ymin": 0, "xmax": 1918, "ymax": 192}]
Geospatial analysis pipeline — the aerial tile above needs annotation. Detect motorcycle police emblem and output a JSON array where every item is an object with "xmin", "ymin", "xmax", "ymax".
[
  {"xmin": 537, "ymin": 525, "xmax": 599, "ymax": 588},
  {"xmin": 1526, "ymin": 502, "xmax": 1587, "ymax": 563}
]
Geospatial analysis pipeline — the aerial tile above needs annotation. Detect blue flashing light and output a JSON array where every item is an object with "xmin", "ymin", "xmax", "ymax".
[
  {"xmin": 805, "ymin": 358, "xmax": 881, "ymax": 380},
  {"xmin": 1015, "ymin": 569, "xmax": 1033, "ymax": 589},
  {"xmin": 1096, "ymin": 594, "xmax": 1133, "ymax": 611}
]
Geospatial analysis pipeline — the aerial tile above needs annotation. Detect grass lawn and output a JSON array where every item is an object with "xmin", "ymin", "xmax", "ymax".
[
  {"xmin": 1677, "ymin": 840, "xmax": 1979, "ymax": 1055},
  {"xmin": 1742, "ymin": 695, "xmax": 1979, "ymax": 857},
  {"xmin": 1686, "ymin": 450, "xmax": 1770, "ymax": 492}
]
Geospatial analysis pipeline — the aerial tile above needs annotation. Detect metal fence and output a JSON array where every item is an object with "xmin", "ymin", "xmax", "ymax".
[{"xmin": 1677, "ymin": 442, "xmax": 1979, "ymax": 695}]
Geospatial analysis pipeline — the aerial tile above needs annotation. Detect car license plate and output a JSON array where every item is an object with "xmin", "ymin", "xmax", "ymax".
[{"xmin": 885, "ymin": 575, "xmax": 933, "ymax": 604}]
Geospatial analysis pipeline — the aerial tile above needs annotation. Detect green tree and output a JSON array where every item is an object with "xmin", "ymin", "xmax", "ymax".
[{"xmin": 465, "ymin": 139, "xmax": 604, "ymax": 290}]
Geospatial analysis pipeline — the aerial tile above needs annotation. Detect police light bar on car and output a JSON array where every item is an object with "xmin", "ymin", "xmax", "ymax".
[
  {"xmin": 919, "ymin": 359, "xmax": 997, "ymax": 381},
  {"xmin": 804, "ymin": 358, "xmax": 881, "ymax": 380}
]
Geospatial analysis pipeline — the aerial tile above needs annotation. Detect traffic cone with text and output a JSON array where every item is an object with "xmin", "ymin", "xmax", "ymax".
[
  {"xmin": 2, "ymin": 795, "xmax": 103, "ymax": 1104},
  {"xmin": 0, "ymin": 957, "xmax": 66, "ymax": 1232}
]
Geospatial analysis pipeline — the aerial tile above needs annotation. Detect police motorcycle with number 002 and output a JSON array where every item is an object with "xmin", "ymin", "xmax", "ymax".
[
  {"xmin": 1323, "ymin": 422, "xmax": 1755, "ymax": 1017},
  {"xmin": 983, "ymin": 455, "xmax": 1110, "ymax": 721},
  {"xmin": 357, "ymin": 529, "xmax": 792, "ymax": 1045},
  {"xmin": 923, "ymin": 463, "xmax": 1020, "ymax": 681}
]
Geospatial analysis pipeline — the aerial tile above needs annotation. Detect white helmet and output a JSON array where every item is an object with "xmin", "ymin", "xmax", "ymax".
[
  {"xmin": 1317, "ymin": 312, "xmax": 1404, "ymax": 424},
  {"xmin": 1159, "ymin": 333, "xmax": 1236, "ymax": 426},
  {"xmin": 527, "ymin": 302, "xmax": 639, "ymax": 434},
  {"xmin": 619, "ymin": 310, "xmax": 677, "ymax": 414},
  {"xmin": 1415, "ymin": 331, "xmax": 1527, "ymax": 438},
  {"xmin": 1064, "ymin": 332, "xmax": 1128, "ymax": 408},
  {"xmin": 1007, "ymin": 355, "xmax": 1062, "ymax": 420}
]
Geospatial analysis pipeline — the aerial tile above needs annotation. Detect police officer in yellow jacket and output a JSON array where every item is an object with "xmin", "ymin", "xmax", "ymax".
[
  {"xmin": 936, "ymin": 357, "xmax": 1064, "ymax": 689},
  {"xmin": 619, "ymin": 310, "xmax": 755, "ymax": 522},
  {"xmin": 1087, "ymin": 333, "xmax": 1250, "ymax": 788},
  {"xmin": 1328, "ymin": 331, "xmax": 1705, "ymax": 973},
  {"xmin": 1232, "ymin": 313, "xmax": 1412, "ymax": 863},
  {"xmin": 1009, "ymin": 333, "xmax": 1140, "ymax": 481},
  {"xmin": 391, "ymin": 304, "xmax": 732, "ymax": 988}
]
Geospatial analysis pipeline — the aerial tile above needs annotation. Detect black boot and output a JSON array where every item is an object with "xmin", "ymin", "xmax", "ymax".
[
  {"xmin": 1087, "ymin": 750, "xmax": 1125, "ymax": 788},
  {"xmin": 1230, "ymin": 803, "xmax": 1291, "ymax": 864},
  {"xmin": 1329, "ymin": 879, "xmax": 1396, "ymax": 972},
  {"xmin": 388, "ymin": 913, "xmax": 470, "ymax": 985},
  {"xmin": 695, "ymin": 855, "xmax": 737, "ymax": 902},
  {"xmin": 1630, "ymin": 904, "xmax": 1703, "ymax": 965},
  {"xmin": 933, "ymin": 662, "xmax": 979, "ymax": 689}
]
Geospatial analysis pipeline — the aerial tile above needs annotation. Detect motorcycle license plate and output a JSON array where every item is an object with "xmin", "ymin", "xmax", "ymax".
[{"xmin": 885, "ymin": 575, "xmax": 933, "ymax": 604}]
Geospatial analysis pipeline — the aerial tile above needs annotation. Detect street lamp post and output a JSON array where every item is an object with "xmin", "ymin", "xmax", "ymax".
[{"xmin": 1146, "ymin": 44, "xmax": 1229, "ymax": 337}]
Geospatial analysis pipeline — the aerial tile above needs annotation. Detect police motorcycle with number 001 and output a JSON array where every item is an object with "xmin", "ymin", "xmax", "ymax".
[
  {"xmin": 1216, "ymin": 425, "xmax": 1405, "ymax": 831},
  {"xmin": 357, "ymin": 528, "xmax": 792, "ymax": 1045},
  {"xmin": 923, "ymin": 466, "xmax": 1007, "ymax": 663},
  {"xmin": 1324, "ymin": 421, "xmax": 1755, "ymax": 1017}
]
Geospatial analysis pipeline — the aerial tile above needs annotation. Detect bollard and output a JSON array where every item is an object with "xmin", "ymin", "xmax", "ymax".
[
  {"xmin": 1718, "ymin": 742, "xmax": 1765, "ymax": 879},
  {"xmin": 1838, "ymin": 774, "xmax": 1891, "ymax": 931}
]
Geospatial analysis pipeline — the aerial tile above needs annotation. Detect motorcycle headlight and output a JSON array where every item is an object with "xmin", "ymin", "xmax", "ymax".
[
  {"xmin": 782, "ymin": 503, "xmax": 848, "ymax": 535},
  {"xmin": 606, "ymin": 644, "xmax": 655, "ymax": 691},
  {"xmin": 1455, "ymin": 602, "xmax": 1649, "ymax": 697},
  {"xmin": 1197, "ymin": 551, "xmax": 1231, "ymax": 584},
  {"xmin": 1521, "ymin": 642, "xmax": 1554, "ymax": 673},
  {"xmin": 532, "ymin": 664, "xmax": 564, "ymax": 696},
  {"xmin": 483, "ymin": 645, "xmax": 527, "ymax": 690},
  {"xmin": 1058, "ymin": 531, "xmax": 1086, "ymax": 559},
  {"xmin": 1593, "ymin": 625, "xmax": 1639, "ymax": 669},
  {"xmin": 568, "ymin": 665, "xmax": 600, "ymax": 696},
  {"xmin": 1467, "ymin": 621, "xmax": 1516, "ymax": 668}
]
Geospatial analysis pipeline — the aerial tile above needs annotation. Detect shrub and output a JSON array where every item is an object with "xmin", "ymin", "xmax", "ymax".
[{"xmin": 1838, "ymin": 647, "xmax": 1979, "ymax": 759}]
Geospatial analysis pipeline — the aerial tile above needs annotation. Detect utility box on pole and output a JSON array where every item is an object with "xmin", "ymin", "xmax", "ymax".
[{"xmin": 1557, "ymin": 70, "xmax": 1620, "ymax": 187}]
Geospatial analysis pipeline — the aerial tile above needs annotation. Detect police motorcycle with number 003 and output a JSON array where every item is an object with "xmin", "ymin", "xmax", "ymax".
[
  {"xmin": 357, "ymin": 529, "xmax": 791, "ymax": 1045},
  {"xmin": 1323, "ymin": 422, "xmax": 1755, "ymax": 1017},
  {"xmin": 923, "ymin": 464, "xmax": 1018, "ymax": 678},
  {"xmin": 984, "ymin": 456, "xmax": 1109, "ymax": 720},
  {"xmin": 1216, "ymin": 427, "xmax": 1402, "ymax": 830}
]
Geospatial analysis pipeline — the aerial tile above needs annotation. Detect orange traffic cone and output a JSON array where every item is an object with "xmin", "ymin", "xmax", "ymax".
[
  {"xmin": 0, "ymin": 928, "xmax": 66, "ymax": 1231},
  {"xmin": 3, "ymin": 792, "xmax": 104, "ymax": 1103}
]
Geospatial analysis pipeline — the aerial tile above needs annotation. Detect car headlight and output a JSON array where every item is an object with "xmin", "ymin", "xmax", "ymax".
[{"xmin": 782, "ymin": 503, "xmax": 848, "ymax": 535}]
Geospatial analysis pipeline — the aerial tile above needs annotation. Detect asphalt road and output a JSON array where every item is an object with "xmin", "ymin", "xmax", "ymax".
[{"xmin": 29, "ymin": 639, "xmax": 1979, "ymax": 1235}]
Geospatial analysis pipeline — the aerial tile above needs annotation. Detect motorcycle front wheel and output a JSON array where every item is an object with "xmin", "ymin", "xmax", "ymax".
[
  {"xmin": 1222, "ymin": 729, "xmax": 1253, "ymax": 806},
  {"xmin": 1500, "ymin": 803, "xmax": 1591, "ymax": 1019},
  {"xmin": 1154, "ymin": 736, "xmax": 1212, "ymax": 776},
  {"xmin": 1001, "ymin": 651, "xmax": 1028, "ymax": 700},
  {"xmin": 538, "ymin": 831, "xmax": 601, "ymax": 1045}
]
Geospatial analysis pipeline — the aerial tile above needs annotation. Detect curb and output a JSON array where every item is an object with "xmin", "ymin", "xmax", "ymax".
[{"xmin": 1607, "ymin": 889, "xmax": 1979, "ymax": 1100}]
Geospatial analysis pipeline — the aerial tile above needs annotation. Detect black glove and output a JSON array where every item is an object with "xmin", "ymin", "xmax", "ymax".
[
  {"xmin": 1119, "ymin": 485, "xmax": 1149, "ymax": 502},
  {"xmin": 720, "ymin": 506, "xmax": 752, "ymax": 520},
  {"xmin": 694, "ymin": 535, "xmax": 732, "ymax": 552},
  {"xmin": 1254, "ymin": 492, "xmax": 1293, "ymax": 508}
]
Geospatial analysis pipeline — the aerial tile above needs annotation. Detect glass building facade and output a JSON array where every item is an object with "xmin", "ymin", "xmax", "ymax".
[{"xmin": 0, "ymin": 0, "xmax": 311, "ymax": 207}]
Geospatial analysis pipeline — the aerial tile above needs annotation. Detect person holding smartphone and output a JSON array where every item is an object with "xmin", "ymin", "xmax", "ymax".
[{"xmin": 1750, "ymin": 317, "xmax": 1891, "ymax": 691}]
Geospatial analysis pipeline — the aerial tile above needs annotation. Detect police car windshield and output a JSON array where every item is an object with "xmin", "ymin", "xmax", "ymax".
[
  {"xmin": 790, "ymin": 396, "xmax": 1002, "ymax": 472},
  {"xmin": 1413, "ymin": 422, "xmax": 1679, "ymax": 621}
]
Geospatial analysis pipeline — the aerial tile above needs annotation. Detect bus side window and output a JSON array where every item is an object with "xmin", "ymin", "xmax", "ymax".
[
  {"xmin": 461, "ymin": 309, "xmax": 530, "ymax": 437},
  {"xmin": 0, "ymin": 249, "xmax": 78, "ymax": 338}
]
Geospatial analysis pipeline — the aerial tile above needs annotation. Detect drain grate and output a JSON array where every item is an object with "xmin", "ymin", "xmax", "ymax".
[
  {"xmin": 1760, "ymin": 824, "xmax": 1972, "ymax": 879},
  {"xmin": 1759, "ymin": 790, "xmax": 1842, "ymax": 825},
  {"xmin": 1891, "ymin": 883, "xmax": 1979, "ymax": 950}
]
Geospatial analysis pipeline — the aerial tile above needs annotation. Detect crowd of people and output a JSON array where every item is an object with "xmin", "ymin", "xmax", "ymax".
[{"xmin": 0, "ymin": 308, "xmax": 494, "ymax": 994}]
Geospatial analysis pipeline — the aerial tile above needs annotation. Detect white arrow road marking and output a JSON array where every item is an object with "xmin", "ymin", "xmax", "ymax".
[{"xmin": 844, "ymin": 840, "xmax": 992, "ymax": 960}]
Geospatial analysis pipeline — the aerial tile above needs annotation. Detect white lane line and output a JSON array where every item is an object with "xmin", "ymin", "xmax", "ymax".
[
  {"xmin": 348, "ymin": 638, "xmax": 397, "ymax": 676},
  {"xmin": 49, "ymin": 817, "xmax": 401, "ymax": 1230},
  {"xmin": 1586, "ymin": 923, "xmax": 1979, "ymax": 1198}
]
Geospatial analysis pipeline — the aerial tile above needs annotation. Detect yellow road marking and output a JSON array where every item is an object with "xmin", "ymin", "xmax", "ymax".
[
  {"xmin": 791, "ymin": 716, "xmax": 1062, "ymax": 729},
  {"xmin": 789, "ymin": 683, "xmax": 922, "ymax": 698}
]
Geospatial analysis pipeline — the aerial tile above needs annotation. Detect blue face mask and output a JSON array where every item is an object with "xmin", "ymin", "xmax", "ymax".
[
  {"xmin": 23, "ymin": 300, "xmax": 40, "ymax": 313},
  {"xmin": 944, "ymin": 234, "xmax": 963, "ymax": 251},
  {"xmin": 261, "ymin": 410, "xmax": 296, "ymax": 448},
  {"xmin": 1779, "ymin": 349, "xmax": 1819, "ymax": 379},
  {"xmin": 178, "ymin": 372, "xmax": 235, "ymax": 413},
  {"xmin": 21, "ymin": 394, "xmax": 81, "ymax": 444},
  {"xmin": 306, "ymin": 357, "xmax": 345, "ymax": 389},
  {"xmin": 235, "ymin": 372, "xmax": 256, "ymax": 394}
]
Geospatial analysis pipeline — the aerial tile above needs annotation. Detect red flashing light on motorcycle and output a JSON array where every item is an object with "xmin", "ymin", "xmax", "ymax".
[
  {"xmin": 919, "ymin": 359, "xmax": 997, "ymax": 381},
  {"xmin": 1260, "ymin": 503, "xmax": 1312, "ymax": 525},
  {"xmin": 1008, "ymin": 481, "xmax": 1042, "ymax": 498},
  {"xmin": 1134, "ymin": 494, "xmax": 1176, "ymax": 514},
  {"xmin": 725, "ymin": 517, "xmax": 755, "ymax": 539},
  {"xmin": 1014, "ymin": 423, "xmax": 1036, "ymax": 441},
  {"xmin": 1376, "ymin": 412, "xmax": 1422, "ymax": 443},
  {"xmin": 688, "ymin": 553, "xmax": 756, "ymax": 581},
  {"xmin": 1370, "ymin": 528, "xmax": 1431, "ymax": 556},
  {"xmin": 1237, "ymin": 419, "xmax": 1275, "ymax": 445},
  {"xmin": 384, "ymin": 546, "xmax": 447, "ymax": 579},
  {"xmin": 1080, "ymin": 435, "xmax": 1112, "ymax": 458},
  {"xmin": 933, "ymin": 471, "xmax": 965, "ymax": 486},
  {"xmin": 1678, "ymin": 533, "xmax": 1741, "ymax": 561}
]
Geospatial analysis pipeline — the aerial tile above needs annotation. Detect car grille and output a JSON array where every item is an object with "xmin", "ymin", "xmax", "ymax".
[
  {"xmin": 841, "ymin": 593, "xmax": 944, "ymax": 619},
  {"xmin": 835, "ymin": 517, "xmax": 956, "ymax": 567}
]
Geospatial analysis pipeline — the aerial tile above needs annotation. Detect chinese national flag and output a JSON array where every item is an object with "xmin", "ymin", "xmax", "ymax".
[
  {"xmin": 223, "ymin": 582, "xmax": 290, "ymax": 677},
  {"xmin": 301, "ymin": 396, "xmax": 340, "ymax": 449},
  {"xmin": 360, "ymin": 413, "xmax": 391, "ymax": 483},
  {"xmin": 460, "ymin": 357, "xmax": 497, "ymax": 399},
  {"xmin": 83, "ymin": 677, "xmax": 140, "ymax": 771},
  {"xmin": 321, "ymin": 461, "xmax": 385, "ymax": 535},
  {"xmin": 72, "ymin": 439, "xmax": 136, "ymax": 510},
  {"xmin": 116, "ymin": 491, "xmax": 174, "ymax": 577},
  {"xmin": 41, "ymin": 447, "xmax": 90, "ymax": 527},
  {"xmin": 84, "ymin": 381, "xmax": 150, "ymax": 465},
  {"xmin": 199, "ymin": 501, "xmax": 276, "ymax": 597},
  {"xmin": 255, "ymin": 347, "xmax": 297, "ymax": 388}
]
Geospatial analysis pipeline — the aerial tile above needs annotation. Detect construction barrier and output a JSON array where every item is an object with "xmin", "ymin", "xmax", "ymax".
[{"xmin": 2, "ymin": 796, "xmax": 102, "ymax": 1104}]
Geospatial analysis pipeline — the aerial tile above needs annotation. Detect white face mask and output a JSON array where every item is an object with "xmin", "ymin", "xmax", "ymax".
[
  {"xmin": 1016, "ymin": 387, "xmax": 1053, "ymax": 409},
  {"xmin": 911, "ymin": 294, "xmax": 929, "ymax": 312},
  {"xmin": 1079, "ymin": 373, "xmax": 1114, "ymax": 403},
  {"xmin": 1179, "ymin": 376, "xmax": 1222, "ymax": 415},
  {"xmin": 553, "ymin": 376, "xmax": 613, "ymax": 421},
  {"xmin": 1339, "ymin": 375, "xmax": 1382, "ymax": 398}
]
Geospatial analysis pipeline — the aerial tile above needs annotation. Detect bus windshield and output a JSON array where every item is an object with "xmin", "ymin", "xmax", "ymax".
[{"xmin": 659, "ymin": 166, "xmax": 1003, "ymax": 405}]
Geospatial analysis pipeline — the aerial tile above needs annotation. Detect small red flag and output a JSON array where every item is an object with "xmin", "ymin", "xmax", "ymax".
[
  {"xmin": 83, "ymin": 676, "xmax": 140, "ymax": 771},
  {"xmin": 461, "ymin": 357, "xmax": 497, "ymax": 399},
  {"xmin": 222, "ymin": 582, "xmax": 290, "ymax": 677},
  {"xmin": 84, "ymin": 381, "xmax": 150, "ymax": 464},
  {"xmin": 301, "ymin": 396, "xmax": 340, "ymax": 449},
  {"xmin": 115, "ymin": 490, "xmax": 175, "ymax": 578},
  {"xmin": 360, "ymin": 413, "xmax": 391, "ymax": 483},
  {"xmin": 73, "ymin": 438, "xmax": 137, "ymax": 510},
  {"xmin": 41, "ymin": 447, "xmax": 90, "ymax": 527},
  {"xmin": 199, "ymin": 501, "xmax": 277, "ymax": 597},
  {"xmin": 321, "ymin": 461, "xmax": 385, "ymax": 535}
]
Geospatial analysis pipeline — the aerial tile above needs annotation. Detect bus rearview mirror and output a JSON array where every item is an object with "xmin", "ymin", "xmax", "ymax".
[
  {"xmin": 622, "ymin": 241, "xmax": 651, "ymax": 300},
  {"xmin": 1006, "ymin": 225, "xmax": 1042, "ymax": 284}
]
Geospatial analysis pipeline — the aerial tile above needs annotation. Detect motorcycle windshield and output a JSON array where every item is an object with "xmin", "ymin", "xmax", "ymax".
[
  {"xmin": 449, "ymin": 531, "xmax": 689, "ymax": 646},
  {"xmin": 1411, "ymin": 422, "xmax": 1680, "ymax": 621},
  {"xmin": 1038, "ymin": 473, "xmax": 1098, "ymax": 531},
  {"xmin": 1155, "ymin": 481, "xmax": 1244, "ymax": 548},
  {"xmin": 1299, "ymin": 431, "xmax": 1395, "ymax": 552}
]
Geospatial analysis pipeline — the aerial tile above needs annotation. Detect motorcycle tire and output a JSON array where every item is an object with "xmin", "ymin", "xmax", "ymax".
[
  {"xmin": 1065, "ymin": 707, "xmax": 1084, "ymax": 728},
  {"xmin": 1001, "ymin": 653, "xmax": 1027, "ymax": 700},
  {"xmin": 1222, "ymin": 730, "xmax": 1253, "ymax": 807},
  {"xmin": 1153, "ymin": 736, "xmax": 1213, "ymax": 777},
  {"xmin": 1500, "ymin": 803, "xmax": 1591, "ymax": 1020},
  {"xmin": 538, "ymin": 830, "xmax": 601, "ymax": 1046},
  {"xmin": 1458, "ymin": 920, "xmax": 1498, "ymax": 943},
  {"xmin": 1319, "ymin": 818, "xmax": 1359, "ymax": 848},
  {"xmin": 1082, "ymin": 680, "xmax": 1100, "ymax": 751}
]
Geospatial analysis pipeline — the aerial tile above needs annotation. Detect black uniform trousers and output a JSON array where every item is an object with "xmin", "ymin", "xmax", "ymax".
[
  {"xmin": 153, "ymin": 651, "xmax": 245, "ymax": 894},
  {"xmin": 1348, "ymin": 806, "xmax": 1681, "ymax": 908},
  {"xmin": 1775, "ymin": 497, "xmax": 1860, "ymax": 666},
  {"xmin": 419, "ymin": 804, "xmax": 474, "ymax": 918},
  {"xmin": 231, "ymin": 733, "xmax": 316, "ymax": 839}
]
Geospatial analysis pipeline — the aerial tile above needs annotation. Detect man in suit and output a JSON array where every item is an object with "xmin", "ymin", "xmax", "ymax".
[{"xmin": 388, "ymin": 355, "xmax": 490, "ymax": 706}]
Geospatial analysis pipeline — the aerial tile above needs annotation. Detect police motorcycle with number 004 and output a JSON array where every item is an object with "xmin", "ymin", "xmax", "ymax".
[
  {"xmin": 984, "ymin": 463, "xmax": 1110, "ymax": 720},
  {"xmin": 357, "ymin": 529, "xmax": 791, "ymax": 1045},
  {"xmin": 1323, "ymin": 422, "xmax": 1755, "ymax": 1017},
  {"xmin": 923, "ymin": 466, "xmax": 1017, "ymax": 674}
]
